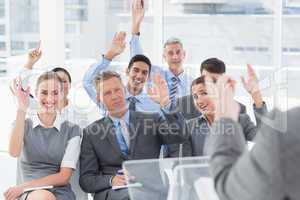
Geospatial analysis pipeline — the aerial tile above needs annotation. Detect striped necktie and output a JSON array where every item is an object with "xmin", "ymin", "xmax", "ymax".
[
  {"xmin": 128, "ymin": 96, "xmax": 138, "ymax": 111},
  {"xmin": 169, "ymin": 76, "xmax": 179, "ymax": 105}
]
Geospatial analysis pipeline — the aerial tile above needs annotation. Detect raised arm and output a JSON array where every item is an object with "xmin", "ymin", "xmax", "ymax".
[
  {"xmin": 10, "ymin": 43, "xmax": 41, "ymax": 106},
  {"xmin": 203, "ymin": 75, "xmax": 283, "ymax": 200},
  {"xmin": 240, "ymin": 64, "xmax": 268, "ymax": 140},
  {"xmin": 241, "ymin": 64, "xmax": 265, "ymax": 109},
  {"xmin": 83, "ymin": 32, "xmax": 126, "ymax": 105},
  {"xmin": 8, "ymin": 79, "xmax": 30, "ymax": 157},
  {"xmin": 148, "ymin": 74, "xmax": 188, "ymax": 144},
  {"xmin": 130, "ymin": 0, "xmax": 144, "ymax": 57}
]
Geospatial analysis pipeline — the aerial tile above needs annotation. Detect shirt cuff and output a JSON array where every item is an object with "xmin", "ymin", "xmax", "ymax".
[
  {"xmin": 109, "ymin": 176, "xmax": 114, "ymax": 187},
  {"xmin": 101, "ymin": 54, "xmax": 113, "ymax": 63},
  {"xmin": 130, "ymin": 34, "xmax": 140, "ymax": 44},
  {"xmin": 161, "ymin": 102, "xmax": 172, "ymax": 113},
  {"xmin": 253, "ymin": 101, "xmax": 267, "ymax": 113}
]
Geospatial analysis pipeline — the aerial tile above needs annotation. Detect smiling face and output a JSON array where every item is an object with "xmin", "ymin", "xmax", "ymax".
[
  {"xmin": 36, "ymin": 79, "xmax": 62, "ymax": 113},
  {"xmin": 191, "ymin": 82, "xmax": 215, "ymax": 115},
  {"xmin": 126, "ymin": 61, "xmax": 150, "ymax": 95},
  {"xmin": 163, "ymin": 43, "xmax": 186, "ymax": 70},
  {"xmin": 97, "ymin": 77, "xmax": 127, "ymax": 116}
]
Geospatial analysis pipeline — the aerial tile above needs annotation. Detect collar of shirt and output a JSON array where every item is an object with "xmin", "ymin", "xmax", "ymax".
[
  {"xmin": 109, "ymin": 109, "xmax": 130, "ymax": 126},
  {"xmin": 32, "ymin": 112, "xmax": 62, "ymax": 132},
  {"xmin": 125, "ymin": 87, "xmax": 149, "ymax": 103},
  {"xmin": 166, "ymin": 69, "xmax": 187, "ymax": 84},
  {"xmin": 198, "ymin": 114, "xmax": 212, "ymax": 128}
]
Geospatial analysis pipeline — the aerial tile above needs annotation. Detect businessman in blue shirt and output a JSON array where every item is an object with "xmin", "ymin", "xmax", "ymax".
[
  {"xmin": 130, "ymin": 0, "xmax": 193, "ymax": 104},
  {"xmin": 83, "ymin": 31, "xmax": 161, "ymax": 117}
]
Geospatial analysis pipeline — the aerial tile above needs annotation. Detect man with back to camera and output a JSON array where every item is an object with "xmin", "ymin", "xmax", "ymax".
[
  {"xmin": 205, "ymin": 75, "xmax": 300, "ymax": 200},
  {"xmin": 79, "ymin": 70, "xmax": 188, "ymax": 200}
]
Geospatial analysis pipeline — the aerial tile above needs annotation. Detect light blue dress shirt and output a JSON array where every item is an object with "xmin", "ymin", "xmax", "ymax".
[
  {"xmin": 130, "ymin": 35, "xmax": 193, "ymax": 98},
  {"xmin": 82, "ymin": 57, "xmax": 161, "ymax": 116}
]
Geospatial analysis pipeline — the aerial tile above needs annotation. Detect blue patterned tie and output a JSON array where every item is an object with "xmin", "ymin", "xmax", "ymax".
[
  {"xmin": 169, "ymin": 76, "xmax": 179, "ymax": 105},
  {"xmin": 114, "ymin": 121, "xmax": 129, "ymax": 156}
]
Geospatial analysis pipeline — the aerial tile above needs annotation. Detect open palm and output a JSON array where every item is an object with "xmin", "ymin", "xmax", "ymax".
[
  {"xmin": 147, "ymin": 73, "xmax": 170, "ymax": 107},
  {"xmin": 241, "ymin": 64, "xmax": 260, "ymax": 95},
  {"xmin": 13, "ymin": 78, "xmax": 30, "ymax": 111}
]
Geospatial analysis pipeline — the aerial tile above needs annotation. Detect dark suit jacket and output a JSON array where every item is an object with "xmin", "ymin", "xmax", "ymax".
[
  {"xmin": 206, "ymin": 108, "xmax": 300, "ymax": 200},
  {"xmin": 166, "ymin": 95, "xmax": 267, "ymax": 157},
  {"xmin": 79, "ymin": 110, "xmax": 187, "ymax": 200}
]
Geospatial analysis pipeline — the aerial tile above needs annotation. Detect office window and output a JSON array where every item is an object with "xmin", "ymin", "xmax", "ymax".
[
  {"xmin": 65, "ymin": 8, "xmax": 88, "ymax": 21},
  {"xmin": 0, "ymin": 42, "xmax": 5, "ymax": 51},
  {"xmin": 0, "ymin": 25, "xmax": 5, "ymax": 35},
  {"xmin": 65, "ymin": 23, "xmax": 77, "ymax": 33},
  {"xmin": 11, "ymin": 41, "xmax": 25, "ymax": 50},
  {"xmin": 28, "ymin": 41, "xmax": 39, "ymax": 49}
]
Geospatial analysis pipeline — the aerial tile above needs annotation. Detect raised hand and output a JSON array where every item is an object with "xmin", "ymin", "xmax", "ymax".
[
  {"xmin": 13, "ymin": 78, "xmax": 30, "ymax": 112},
  {"xmin": 205, "ymin": 75, "xmax": 240, "ymax": 121},
  {"xmin": 105, "ymin": 32, "xmax": 126, "ymax": 60},
  {"xmin": 241, "ymin": 64, "xmax": 260, "ymax": 95},
  {"xmin": 147, "ymin": 73, "xmax": 170, "ymax": 107},
  {"xmin": 132, "ymin": 0, "xmax": 145, "ymax": 34},
  {"xmin": 25, "ymin": 41, "xmax": 42, "ymax": 69}
]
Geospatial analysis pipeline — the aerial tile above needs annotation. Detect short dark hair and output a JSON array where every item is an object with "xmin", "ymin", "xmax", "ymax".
[
  {"xmin": 190, "ymin": 75, "xmax": 206, "ymax": 93},
  {"xmin": 52, "ymin": 67, "xmax": 72, "ymax": 83},
  {"xmin": 200, "ymin": 58, "xmax": 226, "ymax": 74},
  {"xmin": 128, "ymin": 54, "xmax": 152, "ymax": 74},
  {"xmin": 94, "ymin": 70, "xmax": 122, "ymax": 89}
]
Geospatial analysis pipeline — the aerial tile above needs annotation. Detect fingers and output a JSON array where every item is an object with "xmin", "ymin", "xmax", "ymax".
[
  {"xmin": 36, "ymin": 40, "xmax": 41, "ymax": 51},
  {"xmin": 247, "ymin": 63, "xmax": 256, "ymax": 78},
  {"xmin": 132, "ymin": 0, "xmax": 143, "ymax": 10},
  {"xmin": 25, "ymin": 86, "xmax": 31, "ymax": 97}
]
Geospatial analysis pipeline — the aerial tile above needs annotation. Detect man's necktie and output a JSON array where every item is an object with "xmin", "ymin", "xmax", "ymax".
[
  {"xmin": 128, "ymin": 96, "xmax": 138, "ymax": 111},
  {"xmin": 114, "ymin": 121, "xmax": 129, "ymax": 156},
  {"xmin": 169, "ymin": 76, "xmax": 179, "ymax": 105}
]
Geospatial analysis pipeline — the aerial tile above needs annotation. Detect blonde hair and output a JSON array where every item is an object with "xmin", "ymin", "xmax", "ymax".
[{"xmin": 36, "ymin": 71, "xmax": 63, "ymax": 92}]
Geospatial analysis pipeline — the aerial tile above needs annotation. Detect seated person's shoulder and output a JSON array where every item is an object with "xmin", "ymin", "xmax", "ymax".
[{"xmin": 83, "ymin": 118, "xmax": 107, "ymax": 135}]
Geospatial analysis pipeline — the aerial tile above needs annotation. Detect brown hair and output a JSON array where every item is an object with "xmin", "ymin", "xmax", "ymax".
[
  {"xmin": 190, "ymin": 75, "xmax": 206, "ymax": 93},
  {"xmin": 36, "ymin": 71, "xmax": 63, "ymax": 92},
  {"xmin": 93, "ymin": 70, "xmax": 123, "ymax": 90}
]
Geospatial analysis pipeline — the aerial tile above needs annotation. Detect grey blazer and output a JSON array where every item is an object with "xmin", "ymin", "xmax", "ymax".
[
  {"xmin": 166, "ymin": 95, "xmax": 267, "ymax": 157},
  {"xmin": 79, "ymin": 110, "xmax": 187, "ymax": 200},
  {"xmin": 206, "ymin": 107, "xmax": 300, "ymax": 200}
]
